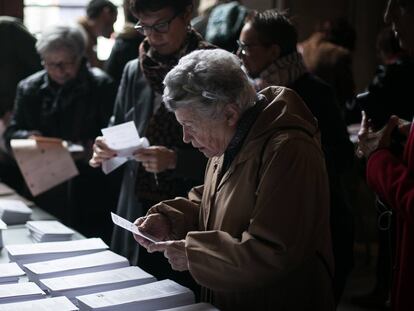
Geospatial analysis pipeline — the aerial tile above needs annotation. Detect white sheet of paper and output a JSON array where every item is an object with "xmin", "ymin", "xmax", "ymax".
[
  {"xmin": 41, "ymin": 266, "xmax": 155, "ymax": 294},
  {"xmin": 0, "ymin": 282, "xmax": 45, "ymax": 299},
  {"xmin": 0, "ymin": 199, "xmax": 31, "ymax": 214},
  {"xmin": 0, "ymin": 296, "xmax": 78, "ymax": 311},
  {"xmin": 11, "ymin": 138, "xmax": 79, "ymax": 196},
  {"xmin": 24, "ymin": 250, "xmax": 128, "ymax": 277},
  {"xmin": 111, "ymin": 212, "xmax": 159, "ymax": 243},
  {"xmin": 0, "ymin": 262, "xmax": 25, "ymax": 278},
  {"xmin": 101, "ymin": 121, "xmax": 149, "ymax": 174},
  {"xmin": 76, "ymin": 279, "xmax": 194, "ymax": 310},
  {"xmin": 0, "ymin": 184, "xmax": 14, "ymax": 196},
  {"xmin": 26, "ymin": 221, "xmax": 74, "ymax": 235}
]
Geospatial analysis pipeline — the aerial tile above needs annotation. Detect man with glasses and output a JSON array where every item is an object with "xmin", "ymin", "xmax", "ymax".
[{"xmin": 89, "ymin": 0, "xmax": 214, "ymax": 296}]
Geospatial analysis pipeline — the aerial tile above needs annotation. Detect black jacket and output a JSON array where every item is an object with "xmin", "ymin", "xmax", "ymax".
[{"xmin": 4, "ymin": 61, "xmax": 116, "ymax": 149}]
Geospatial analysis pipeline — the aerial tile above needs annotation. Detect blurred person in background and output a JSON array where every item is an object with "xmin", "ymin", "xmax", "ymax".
[
  {"xmin": 4, "ymin": 25, "xmax": 117, "ymax": 243},
  {"xmin": 0, "ymin": 16, "xmax": 41, "ymax": 191},
  {"xmin": 78, "ymin": 0, "xmax": 118, "ymax": 68},
  {"xmin": 104, "ymin": 0, "xmax": 145, "ymax": 87}
]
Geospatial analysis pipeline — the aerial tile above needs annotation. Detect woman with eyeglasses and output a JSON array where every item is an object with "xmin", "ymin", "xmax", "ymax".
[
  {"xmin": 89, "ymin": 0, "xmax": 214, "ymax": 294},
  {"xmin": 4, "ymin": 25, "xmax": 117, "ymax": 241}
]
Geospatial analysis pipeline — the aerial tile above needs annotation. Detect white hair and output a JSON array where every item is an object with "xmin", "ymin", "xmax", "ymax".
[
  {"xmin": 36, "ymin": 25, "xmax": 86, "ymax": 60},
  {"xmin": 163, "ymin": 49, "xmax": 257, "ymax": 119}
]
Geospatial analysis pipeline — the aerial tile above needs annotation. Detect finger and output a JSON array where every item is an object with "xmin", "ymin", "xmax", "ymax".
[
  {"xmin": 382, "ymin": 116, "xmax": 399, "ymax": 140},
  {"xmin": 147, "ymin": 242, "xmax": 168, "ymax": 253}
]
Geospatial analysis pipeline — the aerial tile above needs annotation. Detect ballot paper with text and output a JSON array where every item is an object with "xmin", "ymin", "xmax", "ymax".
[
  {"xmin": 0, "ymin": 282, "xmax": 45, "ymax": 304},
  {"xmin": 0, "ymin": 262, "xmax": 25, "ymax": 284},
  {"xmin": 11, "ymin": 137, "xmax": 79, "ymax": 196},
  {"xmin": 76, "ymin": 279, "xmax": 194, "ymax": 311},
  {"xmin": 159, "ymin": 303, "xmax": 220, "ymax": 311},
  {"xmin": 24, "ymin": 250, "xmax": 129, "ymax": 285},
  {"xmin": 101, "ymin": 121, "xmax": 149, "ymax": 174},
  {"xmin": 0, "ymin": 296, "xmax": 78, "ymax": 311},
  {"xmin": 41, "ymin": 266, "xmax": 156, "ymax": 300},
  {"xmin": 6, "ymin": 238, "xmax": 108, "ymax": 265},
  {"xmin": 111, "ymin": 212, "xmax": 159, "ymax": 243},
  {"xmin": 0, "ymin": 199, "xmax": 32, "ymax": 225}
]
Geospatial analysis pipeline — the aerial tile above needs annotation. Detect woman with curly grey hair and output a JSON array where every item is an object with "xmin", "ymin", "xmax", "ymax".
[{"xmin": 134, "ymin": 49, "xmax": 335, "ymax": 311}]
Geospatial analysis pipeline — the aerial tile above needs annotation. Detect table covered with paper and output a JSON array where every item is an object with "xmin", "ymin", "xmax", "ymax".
[{"xmin": 0, "ymin": 183, "xmax": 219, "ymax": 311}]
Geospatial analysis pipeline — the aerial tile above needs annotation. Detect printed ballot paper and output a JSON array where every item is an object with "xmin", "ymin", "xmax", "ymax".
[
  {"xmin": 111, "ymin": 212, "xmax": 159, "ymax": 243},
  {"xmin": 10, "ymin": 137, "xmax": 78, "ymax": 196},
  {"xmin": 101, "ymin": 121, "xmax": 149, "ymax": 174}
]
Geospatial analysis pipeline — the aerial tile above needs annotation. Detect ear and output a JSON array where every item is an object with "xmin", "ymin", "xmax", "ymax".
[
  {"xmin": 224, "ymin": 104, "xmax": 240, "ymax": 127},
  {"xmin": 269, "ymin": 44, "xmax": 281, "ymax": 59},
  {"xmin": 182, "ymin": 5, "xmax": 193, "ymax": 25}
]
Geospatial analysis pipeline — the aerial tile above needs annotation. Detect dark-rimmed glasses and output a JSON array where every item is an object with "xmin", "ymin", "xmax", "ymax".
[
  {"xmin": 236, "ymin": 40, "xmax": 263, "ymax": 56},
  {"xmin": 134, "ymin": 13, "xmax": 179, "ymax": 36}
]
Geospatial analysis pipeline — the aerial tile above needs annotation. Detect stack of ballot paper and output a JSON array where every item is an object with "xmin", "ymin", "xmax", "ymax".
[
  {"xmin": 26, "ymin": 220, "xmax": 74, "ymax": 242},
  {"xmin": 0, "ymin": 199, "xmax": 32, "ymax": 225},
  {"xmin": 6, "ymin": 238, "xmax": 108, "ymax": 265},
  {"xmin": 159, "ymin": 303, "xmax": 220, "ymax": 311},
  {"xmin": 0, "ymin": 282, "xmax": 45, "ymax": 304},
  {"xmin": 76, "ymin": 279, "xmax": 194, "ymax": 311},
  {"xmin": 24, "ymin": 250, "xmax": 130, "ymax": 286},
  {"xmin": 0, "ymin": 263, "xmax": 25, "ymax": 284},
  {"xmin": 41, "ymin": 266, "xmax": 156, "ymax": 300},
  {"xmin": 0, "ymin": 219, "xmax": 5, "ymax": 248},
  {"xmin": 0, "ymin": 296, "xmax": 78, "ymax": 311}
]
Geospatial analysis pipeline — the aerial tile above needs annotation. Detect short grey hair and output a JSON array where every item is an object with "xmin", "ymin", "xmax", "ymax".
[
  {"xmin": 36, "ymin": 25, "xmax": 87, "ymax": 60},
  {"xmin": 163, "ymin": 49, "xmax": 257, "ymax": 119}
]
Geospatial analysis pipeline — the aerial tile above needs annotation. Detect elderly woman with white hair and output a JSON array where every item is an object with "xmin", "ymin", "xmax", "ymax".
[
  {"xmin": 133, "ymin": 49, "xmax": 335, "ymax": 311},
  {"xmin": 4, "ymin": 25, "xmax": 117, "ymax": 240}
]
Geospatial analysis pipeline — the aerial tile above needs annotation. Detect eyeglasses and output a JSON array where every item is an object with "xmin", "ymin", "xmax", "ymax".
[
  {"xmin": 42, "ymin": 59, "xmax": 77, "ymax": 71},
  {"xmin": 236, "ymin": 40, "xmax": 263, "ymax": 56},
  {"xmin": 134, "ymin": 13, "xmax": 179, "ymax": 36}
]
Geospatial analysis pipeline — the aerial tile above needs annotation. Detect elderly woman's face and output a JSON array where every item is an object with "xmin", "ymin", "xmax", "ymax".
[
  {"xmin": 136, "ymin": 7, "xmax": 191, "ymax": 55},
  {"xmin": 174, "ymin": 106, "xmax": 239, "ymax": 158},
  {"xmin": 43, "ymin": 49, "xmax": 80, "ymax": 85},
  {"xmin": 384, "ymin": 0, "xmax": 414, "ymax": 54}
]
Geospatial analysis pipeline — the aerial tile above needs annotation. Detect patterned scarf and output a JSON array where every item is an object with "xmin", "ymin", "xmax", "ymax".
[
  {"xmin": 254, "ymin": 52, "xmax": 307, "ymax": 91},
  {"xmin": 139, "ymin": 28, "xmax": 214, "ymax": 94}
]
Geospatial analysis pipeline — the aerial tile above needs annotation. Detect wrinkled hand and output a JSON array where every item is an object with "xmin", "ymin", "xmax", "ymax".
[
  {"xmin": 133, "ymin": 213, "xmax": 171, "ymax": 249},
  {"xmin": 357, "ymin": 111, "xmax": 399, "ymax": 158},
  {"xmin": 148, "ymin": 240, "xmax": 188, "ymax": 271},
  {"xmin": 89, "ymin": 136, "xmax": 117, "ymax": 168},
  {"xmin": 133, "ymin": 146, "xmax": 176, "ymax": 173}
]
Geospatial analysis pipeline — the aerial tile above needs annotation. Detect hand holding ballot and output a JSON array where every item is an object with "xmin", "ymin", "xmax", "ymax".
[
  {"xmin": 133, "ymin": 213, "xmax": 172, "ymax": 247},
  {"xmin": 89, "ymin": 121, "xmax": 177, "ymax": 175}
]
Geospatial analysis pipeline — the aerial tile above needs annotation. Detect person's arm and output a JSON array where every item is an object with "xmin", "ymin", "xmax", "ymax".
[
  {"xmin": 185, "ymin": 139, "xmax": 330, "ymax": 291},
  {"xmin": 367, "ymin": 143, "xmax": 414, "ymax": 221}
]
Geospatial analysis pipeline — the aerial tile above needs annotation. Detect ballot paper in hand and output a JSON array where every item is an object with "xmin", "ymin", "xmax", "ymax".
[
  {"xmin": 11, "ymin": 137, "xmax": 79, "ymax": 196},
  {"xmin": 101, "ymin": 121, "xmax": 149, "ymax": 174},
  {"xmin": 111, "ymin": 212, "xmax": 159, "ymax": 243}
]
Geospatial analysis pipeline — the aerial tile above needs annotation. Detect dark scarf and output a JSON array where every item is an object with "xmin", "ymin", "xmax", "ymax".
[{"xmin": 139, "ymin": 28, "xmax": 214, "ymax": 94}]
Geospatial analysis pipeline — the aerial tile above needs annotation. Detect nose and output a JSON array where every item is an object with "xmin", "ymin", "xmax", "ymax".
[{"xmin": 182, "ymin": 128, "xmax": 192, "ymax": 144}]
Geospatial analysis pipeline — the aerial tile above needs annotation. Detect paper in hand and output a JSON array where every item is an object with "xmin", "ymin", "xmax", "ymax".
[
  {"xmin": 111, "ymin": 212, "xmax": 159, "ymax": 243},
  {"xmin": 101, "ymin": 121, "xmax": 150, "ymax": 174}
]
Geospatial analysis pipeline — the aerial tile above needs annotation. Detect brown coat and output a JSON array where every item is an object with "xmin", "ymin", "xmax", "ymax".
[{"xmin": 149, "ymin": 87, "xmax": 335, "ymax": 311}]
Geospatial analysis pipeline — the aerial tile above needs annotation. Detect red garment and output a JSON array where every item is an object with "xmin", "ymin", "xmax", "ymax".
[{"xmin": 366, "ymin": 128, "xmax": 414, "ymax": 311}]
